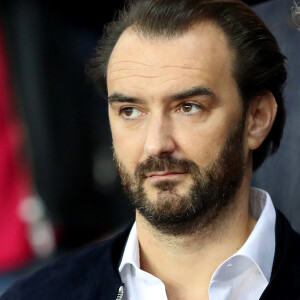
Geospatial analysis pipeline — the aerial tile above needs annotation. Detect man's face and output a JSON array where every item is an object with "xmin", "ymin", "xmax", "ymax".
[{"xmin": 107, "ymin": 22, "xmax": 247, "ymax": 235}]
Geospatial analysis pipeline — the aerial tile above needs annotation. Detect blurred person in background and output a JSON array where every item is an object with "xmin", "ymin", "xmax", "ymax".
[
  {"xmin": 0, "ymin": 0, "xmax": 130, "ymax": 294},
  {"xmin": 293, "ymin": 2, "xmax": 300, "ymax": 29},
  {"xmin": 1, "ymin": 0, "xmax": 133, "ymax": 252},
  {"xmin": 0, "ymin": 18, "xmax": 34, "ymax": 285},
  {"xmin": 0, "ymin": 19, "xmax": 55, "ymax": 295},
  {"xmin": 2, "ymin": 0, "xmax": 300, "ymax": 300}
]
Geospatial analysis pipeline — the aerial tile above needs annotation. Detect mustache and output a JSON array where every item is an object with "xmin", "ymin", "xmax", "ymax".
[{"xmin": 134, "ymin": 154, "xmax": 198, "ymax": 179}]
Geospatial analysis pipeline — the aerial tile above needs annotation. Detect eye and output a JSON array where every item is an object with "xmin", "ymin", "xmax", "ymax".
[
  {"xmin": 179, "ymin": 102, "xmax": 202, "ymax": 114},
  {"xmin": 120, "ymin": 106, "xmax": 142, "ymax": 120}
]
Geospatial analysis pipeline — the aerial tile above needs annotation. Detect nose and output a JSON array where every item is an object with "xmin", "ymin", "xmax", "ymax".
[{"xmin": 144, "ymin": 114, "xmax": 176, "ymax": 157}]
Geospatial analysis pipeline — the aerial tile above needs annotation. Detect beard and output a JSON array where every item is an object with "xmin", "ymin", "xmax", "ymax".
[{"xmin": 114, "ymin": 118, "xmax": 246, "ymax": 236}]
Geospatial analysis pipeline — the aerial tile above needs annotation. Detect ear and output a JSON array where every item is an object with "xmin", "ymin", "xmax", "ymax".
[{"xmin": 246, "ymin": 91, "xmax": 277, "ymax": 150}]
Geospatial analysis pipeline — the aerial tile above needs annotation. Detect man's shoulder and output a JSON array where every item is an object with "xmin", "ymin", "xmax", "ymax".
[
  {"xmin": 0, "ymin": 227, "xmax": 130, "ymax": 300},
  {"xmin": 261, "ymin": 210, "xmax": 300, "ymax": 299},
  {"xmin": 274, "ymin": 209, "xmax": 300, "ymax": 256}
]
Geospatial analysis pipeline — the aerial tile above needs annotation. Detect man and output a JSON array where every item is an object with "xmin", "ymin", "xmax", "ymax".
[{"xmin": 2, "ymin": 0, "xmax": 300, "ymax": 299}]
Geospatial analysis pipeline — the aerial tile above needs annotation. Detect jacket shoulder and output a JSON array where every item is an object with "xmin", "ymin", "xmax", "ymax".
[
  {"xmin": 261, "ymin": 210, "xmax": 300, "ymax": 299},
  {"xmin": 0, "ymin": 228, "xmax": 130, "ymax": 300}
]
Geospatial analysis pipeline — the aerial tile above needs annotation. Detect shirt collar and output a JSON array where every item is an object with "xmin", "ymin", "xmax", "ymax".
[
  {"xmin": 119, "ymin": 222, "xmax": 139, "ymax": 272},
  {"xmin": 239, "ymin": 187, "xmax": 275, "ymax": 281},
  {"xmin": 119, "ymin": 187, "xmax": 276, "ymax": 282},
  {"xmin": 211, "ymin": 187, "xmax": 276, "ymax": 282}
]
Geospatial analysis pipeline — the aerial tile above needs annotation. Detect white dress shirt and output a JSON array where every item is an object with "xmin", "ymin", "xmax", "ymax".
[{"xmin": 119, "ymin": 187, "xmax": 276, "ymax": 300}]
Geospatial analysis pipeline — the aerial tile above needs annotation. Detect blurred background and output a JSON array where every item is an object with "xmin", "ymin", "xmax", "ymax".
[{"xmin": 0, "ymin": 0, "xmax": 299, "ymax": 295}]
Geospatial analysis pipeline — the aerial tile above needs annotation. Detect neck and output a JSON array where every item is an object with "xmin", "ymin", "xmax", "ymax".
[{"xmin": 136, "ymin": 169, "xmax": 256, "ymax": 300}]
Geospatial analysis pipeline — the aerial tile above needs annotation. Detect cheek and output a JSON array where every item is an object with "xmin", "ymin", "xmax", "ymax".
[
  {"xmin": 173, "ymin": 119, "xmax": 228, "ymax": 165},
  {"xmin": 110, "ymin": 122, "xmax": 145, "ymax": 173}
]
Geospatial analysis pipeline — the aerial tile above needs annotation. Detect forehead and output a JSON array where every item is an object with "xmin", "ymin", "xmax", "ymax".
[{"xmin": 107, "ymin": 22, "xmax": 237, "ymax": 99}]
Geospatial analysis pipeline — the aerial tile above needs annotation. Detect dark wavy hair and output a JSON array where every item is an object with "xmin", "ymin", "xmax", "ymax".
[{"xmin": 87, "ymin": 0, "xmax": 287, "ymax": 170}]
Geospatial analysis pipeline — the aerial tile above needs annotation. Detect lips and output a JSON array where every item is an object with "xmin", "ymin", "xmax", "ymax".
[{"xmin": 147, "ymin": 171, "xmax": 187, "ymax": 178}]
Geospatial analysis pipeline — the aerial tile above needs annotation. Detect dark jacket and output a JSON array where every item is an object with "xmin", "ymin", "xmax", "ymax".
[{"xmin": 1, "ymin": 210, "xmax": 300, "ymax": 300}]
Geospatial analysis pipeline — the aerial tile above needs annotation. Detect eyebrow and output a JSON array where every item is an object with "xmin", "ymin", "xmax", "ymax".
[
  {"xmin": 108, "ymin": 86, "xmax": 217, "ymax": 104},
  {"xmin": 108, "ymin": 93, "xmax": 142, "ymax": 104},
  {"xmin": 169, "ymin": 86, "xmax": 217, "ymax": 101}
]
